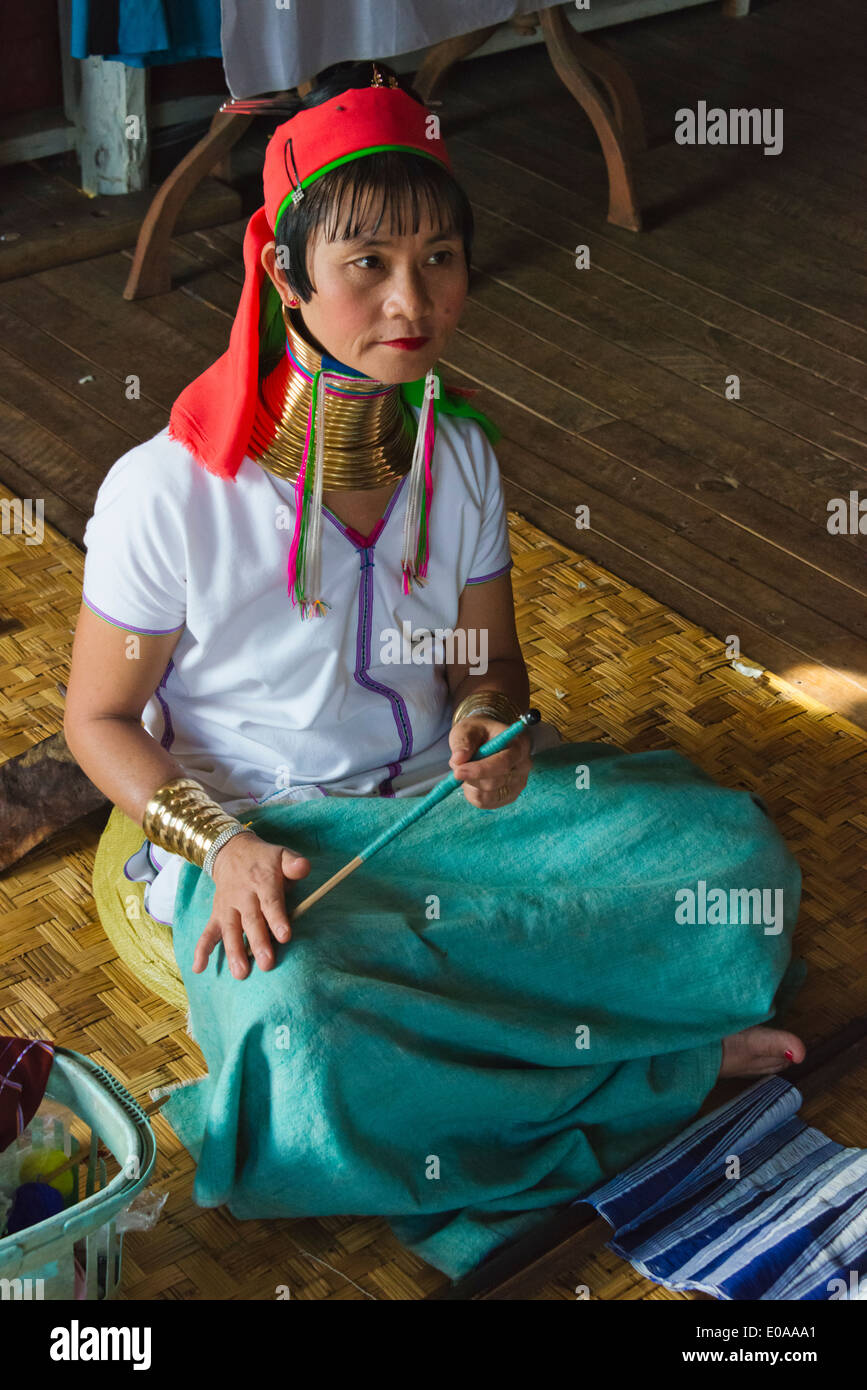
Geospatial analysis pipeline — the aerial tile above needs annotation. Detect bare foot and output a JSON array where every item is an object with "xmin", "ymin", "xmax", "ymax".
[{"xmin": 718, "ymin": 1025, "xmax": 806, "ymax": 1079}]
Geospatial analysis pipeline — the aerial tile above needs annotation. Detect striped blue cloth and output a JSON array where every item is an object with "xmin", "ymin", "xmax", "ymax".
[{"xmin": 578, "ymin": 1075, "xmax": 867, "ymax": 1300}]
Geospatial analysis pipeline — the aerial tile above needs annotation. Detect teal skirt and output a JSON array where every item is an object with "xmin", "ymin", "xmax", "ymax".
[{"xmin": 162, "ymin": 741, "xmax": 804, "ymax": 1280}]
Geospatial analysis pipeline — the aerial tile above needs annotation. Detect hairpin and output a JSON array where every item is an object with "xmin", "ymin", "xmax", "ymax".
[
  {"xmin": 369, "ymin": 62, "xmax": 398, "ymax": 89},
  {"xmin": 286, "ymin": 136, "xmax": 304, "ymax": 204},
  {"xmin": 218, "ymin": 93, "xmax": 301, "ymax": 117}
]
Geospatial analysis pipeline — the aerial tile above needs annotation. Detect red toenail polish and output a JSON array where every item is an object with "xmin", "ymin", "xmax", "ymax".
[{"xmin": 784, "ymin": 1049, "xmax": 794, "ymax": 1061}]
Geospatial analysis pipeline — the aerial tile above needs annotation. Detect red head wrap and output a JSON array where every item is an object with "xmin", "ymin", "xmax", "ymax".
[{"xmin": 167, "ymin": 85, "xmax": 452, "ymax": 482}]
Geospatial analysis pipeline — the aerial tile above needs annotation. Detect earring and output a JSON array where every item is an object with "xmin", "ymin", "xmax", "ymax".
[{"xmin": 285, "ymin": 298, "xmax": 300, "ymax": 309}]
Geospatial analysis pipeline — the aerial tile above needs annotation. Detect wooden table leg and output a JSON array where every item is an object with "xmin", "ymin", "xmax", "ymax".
[
  {"xmin": 562, "ymin": 31, "xmax": 647, "ymax": 154},
  {"xmin": 539, "ymin": 3, "xmax": 642, "ymax": 232},
  {"xmin": 123, "ymin": 109, "xmax": 252, "ymax": 301},
  {"xmin": 413, "ymin": 24, "xmax": 503, "ymax": 103}
]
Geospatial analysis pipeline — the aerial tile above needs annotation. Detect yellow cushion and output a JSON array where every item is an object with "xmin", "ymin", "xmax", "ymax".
[{"xmin": 92, "ymin": 805, "xmax": 188, "ymax": 1012}]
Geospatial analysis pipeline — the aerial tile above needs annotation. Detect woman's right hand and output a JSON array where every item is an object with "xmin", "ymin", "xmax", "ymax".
[{"xmin": 192, "ymin": 831, "xmax": 311, "ymax": 979}]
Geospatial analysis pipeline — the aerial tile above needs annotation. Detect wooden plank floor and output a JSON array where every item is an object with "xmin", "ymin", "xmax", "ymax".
[{"xmin": 0, "ymin": 0, "xmax": 865, "ymax": 723}]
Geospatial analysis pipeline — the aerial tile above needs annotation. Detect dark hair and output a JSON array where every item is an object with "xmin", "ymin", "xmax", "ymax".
[{"xmin": 258, "ymin": 61, "xmax": 473, "ymax": 374}]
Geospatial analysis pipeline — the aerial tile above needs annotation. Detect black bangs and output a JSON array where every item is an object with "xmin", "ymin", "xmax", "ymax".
[
  {"xmin": 273, "ymin": 149, "xmax": 474, "ymax": 303},
  {"xmin": 319, "ymin": 152, "xmax": 466, "ymax": 245}
]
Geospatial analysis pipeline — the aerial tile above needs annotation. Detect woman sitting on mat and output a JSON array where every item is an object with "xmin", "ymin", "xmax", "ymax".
[{"xmin": 65, "ymin": 62, "xmax": 805, "ymax": 1278}]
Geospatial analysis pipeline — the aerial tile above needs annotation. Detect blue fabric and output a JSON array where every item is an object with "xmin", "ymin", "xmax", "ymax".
[
  {"xmin": 161, "ymin": 741, "xmax": 803, "ymax": 1279},
  {"xmin": 320, "ymin": 350, "xmax": 366, "ymax": 378},
  {"xmin": 581, "ymin": 1073, "xmax": 867, "ymax": 1300},
  {"xmin": 70, "ymin": 0, "xmax": 221, "ymax": 66}
]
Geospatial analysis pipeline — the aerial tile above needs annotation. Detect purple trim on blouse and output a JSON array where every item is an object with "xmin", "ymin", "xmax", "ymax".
[
  {"xmin": 379, "ymin": 761, "xmax": 401, "ymax": 798},
  {"xmin": 82, "ymin": 592, "xmax": 184, "ymax": 636},
  {"xmin": 123, "ymin": 843, "xmax": 153, "ymax": 882},
  {"xmin": 154, "ymin": 659, "xmax": 176, "ymax": 751},
  {"xmin": 122, "ymin": 841, "xmax": 168, "ymax": 916},
  {"xmin": 322, "ymin": 478, "xmax": 412, "ymax": 798},
  {"xmin": 464, "ymin": 560, "xmax": 514, "ymax": 585},
  {"xmin": 145, "ymin": 905, "xmax": 173, "ymax": 927}
]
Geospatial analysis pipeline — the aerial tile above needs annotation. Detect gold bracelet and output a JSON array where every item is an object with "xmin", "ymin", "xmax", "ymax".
[
  {"xmin": 451, "ymin": 689, "xmax": 523, "ymax": 728},
  {"xmin": 142, "ymin": 777, "xmax": 252, "ymax": 873}
]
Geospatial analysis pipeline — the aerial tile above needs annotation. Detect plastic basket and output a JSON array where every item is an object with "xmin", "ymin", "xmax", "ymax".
[{"xmin": 0, "ymin": 1046, "xmax": 157, "ymax": 1300}]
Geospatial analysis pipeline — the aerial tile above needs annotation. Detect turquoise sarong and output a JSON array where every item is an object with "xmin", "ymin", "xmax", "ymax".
[{"xmin": 162, "ymin": 742, "xmax": 803, "ymax": 1280}]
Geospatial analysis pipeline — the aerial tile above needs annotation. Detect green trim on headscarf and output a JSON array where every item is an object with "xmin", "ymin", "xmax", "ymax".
[
  {"xmin": 273, "ymin": 145, "xmax": 450, "ymax": 233},
  {"xmin": 259, "ymin": 280, "xmax": 288, "ymax": 380}
]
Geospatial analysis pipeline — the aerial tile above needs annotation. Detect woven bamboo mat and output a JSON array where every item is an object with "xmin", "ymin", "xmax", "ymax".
[{"xmin": 1, "ymin": 488, "xmax": 865, "ymax": 1301}]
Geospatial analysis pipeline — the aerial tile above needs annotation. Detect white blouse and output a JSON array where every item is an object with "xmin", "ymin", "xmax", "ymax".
[{"xmin": 82, "ymin": 408, "xmax": 516, "ymax": 809}]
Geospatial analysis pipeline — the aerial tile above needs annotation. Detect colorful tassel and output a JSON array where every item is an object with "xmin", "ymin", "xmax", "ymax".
[
  {"xmin": 400, "ymin": 368, "xmax": 438, "ymax": 596},
  {"xmin": 286, "ymin": 367, "xmax": 331, "ymax": 619},
  {"xmin": 286, "ymin": 365, "xmax": 439, "ymax": 617}
]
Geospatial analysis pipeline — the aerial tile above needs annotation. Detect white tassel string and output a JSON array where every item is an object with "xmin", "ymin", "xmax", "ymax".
[
  {"xmin": 400, "ymin": 368, "xmax": 436, "ymax": 585},
  {"xmin": 297, "ymin": 368, "xmax": 335, "ymax": 615}
]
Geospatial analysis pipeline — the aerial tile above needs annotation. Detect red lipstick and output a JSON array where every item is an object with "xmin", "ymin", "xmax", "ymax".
[{"xmin": 382, "ymin": 337, "xmax": 430, "ymax": 350}]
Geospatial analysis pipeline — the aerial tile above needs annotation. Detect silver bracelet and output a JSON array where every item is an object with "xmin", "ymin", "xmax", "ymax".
[{"xmin": 203, "ymin": 823, "xmax": 254, "ymax": 880}]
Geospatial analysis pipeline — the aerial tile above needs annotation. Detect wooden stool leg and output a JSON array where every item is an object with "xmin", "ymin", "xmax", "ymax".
[
  {"xmin": 123, "ymin": 109, "xmax": 252, "ymax": 301},
  {"xmin": 539, "ymin": 5, "xmax": 642, "ymax": 232}
]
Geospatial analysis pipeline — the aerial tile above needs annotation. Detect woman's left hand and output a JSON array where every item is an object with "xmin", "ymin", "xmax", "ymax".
[{"xmin": 448, "ymin": 717, "xmax": 532, "ymax": 810}]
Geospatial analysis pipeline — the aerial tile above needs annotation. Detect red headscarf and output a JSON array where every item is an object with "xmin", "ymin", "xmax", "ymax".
[{"xmin": 167, "ymin": 84, "xmax": 453, "ymax": 483}]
